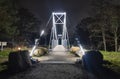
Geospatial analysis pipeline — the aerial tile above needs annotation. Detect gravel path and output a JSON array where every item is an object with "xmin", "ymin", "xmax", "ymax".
[{"xmin": 8, "ymin": 63, "xmax": 97, "ymax": 79}]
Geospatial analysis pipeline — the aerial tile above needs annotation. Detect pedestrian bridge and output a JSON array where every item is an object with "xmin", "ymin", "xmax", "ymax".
[{"xmin": 31, "ymin": 12, "xmax": 82, "ymax": 63}]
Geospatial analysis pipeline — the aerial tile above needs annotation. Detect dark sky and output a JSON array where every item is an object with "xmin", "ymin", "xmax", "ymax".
[
  {"xmin": 17, "ymin": 0, "xmax": 92, "ymax": 26},
  {"xmin": 16, "ymin": 0, "xmax": 120, "ymax": 45},
  {"xmin": 17, "ymin": 0, "xmax": 120, "ymax": 30}
]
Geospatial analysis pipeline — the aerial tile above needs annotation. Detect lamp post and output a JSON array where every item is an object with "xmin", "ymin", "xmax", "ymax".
[{"xmin": 30, "ymin": 30, "xmax": 45, "ymax": 56}]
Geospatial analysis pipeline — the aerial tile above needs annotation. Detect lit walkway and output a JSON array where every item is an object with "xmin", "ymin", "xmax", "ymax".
[
  {"xmin": 33, "ymin": 45, "xmax": 80, "ymax": 63},
  {"xmin": 8, "ymin": 63, "xmax": 97, "ymax": 79}
]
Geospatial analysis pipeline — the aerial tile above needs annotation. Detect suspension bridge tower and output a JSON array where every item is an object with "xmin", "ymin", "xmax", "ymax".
[{"xmin": 49, "ymin": 12, "xmax": 70, "ymax": 50}]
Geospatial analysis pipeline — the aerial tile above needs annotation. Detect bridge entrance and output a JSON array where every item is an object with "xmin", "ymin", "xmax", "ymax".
[
  {"xmin": 58, "ymin": 38, "xmax": 62, "ymax": 45},
  {"xmin": 30, "ymin": 12, "xmax": 72, "ymax": 59}
]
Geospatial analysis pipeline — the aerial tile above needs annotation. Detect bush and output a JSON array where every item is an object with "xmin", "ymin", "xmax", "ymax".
[
  {"xmin": 70, "ymin": 46, "xmax": 80, "ymax": 53},
  {"xmin": 33, "ymin": 47, "xmax": 48, "ymax": 57}
]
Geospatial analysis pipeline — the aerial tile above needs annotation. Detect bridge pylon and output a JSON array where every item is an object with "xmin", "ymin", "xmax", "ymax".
[{"xmin": 49, "ymin": 12, "xmax": 70, "ymax": 50}]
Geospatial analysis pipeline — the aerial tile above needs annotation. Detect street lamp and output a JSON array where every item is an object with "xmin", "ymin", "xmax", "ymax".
[
  {"xmin": 30, "ymin": 30, "xmax": 45, "ymax": 56},
  {"xmin": 40, "ymin": 30, "xmax": 45, "ymax": 37}
]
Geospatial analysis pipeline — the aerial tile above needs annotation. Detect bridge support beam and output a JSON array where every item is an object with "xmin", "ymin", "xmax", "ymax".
[{"xmin": 49, "ymin": 12, "xmax": 70, "ymax": 50}]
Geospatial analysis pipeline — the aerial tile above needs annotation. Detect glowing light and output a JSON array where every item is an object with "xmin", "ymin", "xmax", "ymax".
[
  {"xmin": 30, "ymin": 30, "xmax": 44, "ymax": 56},
  {"xmin": 30, "ymin": 45, "xmax": 36, "ymax": 56},
  {"xmin": 52, "ymin": 12, "xmax": 66, "ymax": 15},
  {"xmin": 40, "ymin": 30, "xmax": 44, "ymax": 36},
  {"xmin": 75, "ymin": 38, "xmax": 85, "ymax": 55},
  {"xmin": 79, "ymin": 44, "xmax": 85, "ymax": 55},
  {"xmin": 18, "ymin": 47, "xmax": 21, "ymax": 50}
]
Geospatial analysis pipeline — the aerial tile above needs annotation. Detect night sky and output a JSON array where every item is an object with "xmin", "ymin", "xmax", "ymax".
[
  {"xmin": 17, "ymin": 0, "xmax": 120, "ymax": 32},
  {"xmin": 17, "ymin": 0, "xmax": 92, "ymax": 26}
]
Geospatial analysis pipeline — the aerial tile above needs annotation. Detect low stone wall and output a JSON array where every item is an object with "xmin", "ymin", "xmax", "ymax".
[
  {"xmin": 82, "ymin": 50, "xmax": 103, "ymax": 74},
  {"xmin": 8, "ymin": 50, "xmax": 32, "ymax": 72}
]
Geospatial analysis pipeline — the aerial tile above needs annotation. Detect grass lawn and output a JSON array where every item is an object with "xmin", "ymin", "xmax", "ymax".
[
  {"xmin": 0, "ymin": 57, "xmax": 8, "ymax": 71},
  {"xmin": 0, "ymin": 49, "xmax": 11, "ymax": 71},
  {"xmin": 101, "ymin": 51, "xmax": 120, "ymax": 74}
]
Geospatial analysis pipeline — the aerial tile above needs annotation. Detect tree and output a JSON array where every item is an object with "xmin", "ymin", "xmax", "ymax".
[
  {"xmin": 0, "ymin": 0, "xmax": 41, "ymax": 47},
  {"xmin": 15, "ymin": 8, "xmax": 41, "ymax": 46},
  {"xmin": 0, "ymin": 0, "xmax": 19, "ymax": 40},
  {"xmin": 91, "ymin": 0, "xmax": 113, "ymax": 51},
  {"xmin": 76, "ymin": 17, "xmax": 95, "ymax": 49},
  {"xmin": 108, "ymin": 5, "xmax": 120, "ymax": 52},
  {"xmin": 77, "ymin": 15, "xmax": 108, "ymax": 51},
  {"xmin": 76, "ymin": 0, "xmax": 120, "ymax": 51}
]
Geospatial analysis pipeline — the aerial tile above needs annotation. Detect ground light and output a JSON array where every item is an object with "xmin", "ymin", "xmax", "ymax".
[
  {"xmin": 79, "ymin": 44, "xmax": 85, "ymax": 55},
  {"xmin": 75, "ymin": 38, "xmax": 85, "ymax": 56},
  {"xmin": 18, "ymin": 47, "xmax": 21, "ymax": 50},
  {"xmin": 29, "ymin": 30, "xmax": 45, "ymax": 56},
  {"xmin": 40, "ymin": 30, "xmax": 45, "ymax": 36}
]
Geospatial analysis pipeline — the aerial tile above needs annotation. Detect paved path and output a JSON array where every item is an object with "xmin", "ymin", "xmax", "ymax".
[
  {"xmin": 8, "ymin": 63, "xmax": 97, "ymax": 79},
  {"xmin": 34, "ymin": 45, "xmax": 80, "ymax": 63}
]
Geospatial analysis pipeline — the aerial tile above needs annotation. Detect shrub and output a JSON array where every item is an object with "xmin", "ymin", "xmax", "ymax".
[
  {"xmin": 33, "ymin": 47, "xmax": 48, "ymax": 57},
  {"xmin": 70, "ymin": 46, "xmax": 80, "ymax": 53}
]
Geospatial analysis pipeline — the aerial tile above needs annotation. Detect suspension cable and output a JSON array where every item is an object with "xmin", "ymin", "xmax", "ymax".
[{"xmin": 45, "ymin": 14, "xmax": 52, "ymax": 28}]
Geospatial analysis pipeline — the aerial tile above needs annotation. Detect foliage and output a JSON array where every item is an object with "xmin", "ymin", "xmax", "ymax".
[
  {"xmin": 76, "ymin": 0, "xmax": 120, "ymax": 51},
  {"xmin": 70, "ymin": 46, "xmax": 80, "ymax": 52},
  {"xmin": 0, "ymin": 0, "xmax": 19, "ymax": 39},
  {"xmin": 33, "ymin": 47, "xmax": 48, "ymax": 57},
  {"xmin": 16, "ymin": 8, "xmax": 41, "ymax": 33},
  {"xmin": 14, "ymin": 8, "xmax": 41, "ymax": 46},
  {"xmin": 0, "ymin": 0, "xmax": 41, "ymax": 47}
]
